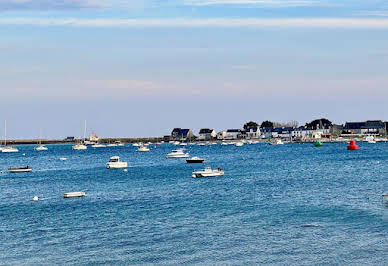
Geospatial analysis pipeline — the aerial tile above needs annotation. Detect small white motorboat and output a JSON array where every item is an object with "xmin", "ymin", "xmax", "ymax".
[
  {"xmin": 91, "ymin": 143, "xmax": 106, "ymax": 148},
  {"xmin": 192, "ymin": 167, "xmax": 224, "ymax": 178},
  {"xmin": 115, "ymin": 141, "xmax": 124, "ymax": 146},
  {"xmin": 186, "ymin": 156, "xmax": 205, "ymax": 163},
  {"xmin": 107, "ymin": 143, "xmax": 118, "ymax": 147},
  {"xmin": 132, "ymin": 143, "xmax": 141, "ymax": 147},
  {"xmin": 72, "ymin": 143, "xmax": 87, "ymax": 150},
  {"xmin": 106, "ymin": 156, "xmax": 128, "ymax": 169},
  {"xmin": 9, "ymin": 166, "xmax": 32, "ymax": 173},
  {"xmin": 1, "ymin": 146, "xmax": 19, "ymax": 153},
  {"xmin": 166, "ymin": 149, "xmax": 189, "ymax": 158},
  {"xmin": 137, "ymin": 146, "xmax": 150, "ymax": 152},
  {"xmin": 35, "ymin": 144, "xmax": 48, "ymax": 151},
  {"xmin": 59, "ymin": 157, "xmax": 67, "ymax": 161},
  {"xmin": 63, "ymin": 191, "xmax": 86, "ymax": 198}
]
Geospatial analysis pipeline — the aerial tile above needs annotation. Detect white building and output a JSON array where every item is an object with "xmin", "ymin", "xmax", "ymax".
[
  {"xmin": 198, "ymin": 128, "xmax": 217, "ymax": 141},
  {"xmin": 244, "ymin": 126, "xmax": 261, "ymax": 139},
  {"xmin": 224, "ymin": 129, "xmax": 242, "ymax": 140}
]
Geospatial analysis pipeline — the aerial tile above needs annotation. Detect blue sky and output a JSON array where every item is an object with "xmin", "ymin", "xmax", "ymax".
[{"xmin": 1, "ymin": 0, "xmax": 388, "ymax": 138}]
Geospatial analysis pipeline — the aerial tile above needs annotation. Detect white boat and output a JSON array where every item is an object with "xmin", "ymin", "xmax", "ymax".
[
  {"xmin": 133, "ymin": 143, "xmax": 141, "ymax": 147},
  {"xmin": 192, "ymin": 167, "xmax": 224, "ymax": 178},
  {"xmin": 180, "ymin": 143, "xmax": 187, "ymax": 146},
  {"xmin": 63, "ymin": 191, "xmax": 86, "ymax": 198},
  {"xmin": 166, "ymin": 149, "xmax": 190, "ymax": 158},
  {"xmin": 173, "ymin": 141, "xmax": 180, "ymax": 146},
  {"xmin": 235, "ymin": 142, "xmax": 244, "ymax": 147},
  {"xmin": 91, "ymin": 143, "xmax": 106, "ymax": 148},
  {"xmin": 9, "ymin": 166, "xmax": 32, "ymax": 173},
  {"xmin": 72, "ymin": 120, "xmax": 88, "ymax": 150},
  {"xmin": 34, "ymin": 129, "xmax": 48, "ymax": 151},
  {"xmin": 115, "ymin": 141, "xmax": 124, "ymax": 146},
  {"xmin": 365, "ymin": 135, "xmax": 376, "ymax": 143},
  {"xmin": 35, "ymin": 145, "xmax": 48, "ymax": 151},
  {"xmin": 1, "ymin": 120, "xmax": 19, "ymax": 153},
  {"xmin": 2, "ymin": 146, "xmax": 19, "ymax": 153},
  {"xmin": 107, "ymin": 142, "xmax": 118, "ymax": 147},
  {"xmin": 106, "ymin": 156, "xmax": 128, "ymax": 169},
  {"xmin": 137, "ymin": 146, "xmax": 150, "ymax": 152},
  {"xmin": 269, "ymin": 139, "xmax": 284, "ymax": 145},
  {"xmin": 59, "ymin": 157, "xmax": 67, "ymax": 161},
  {"xmin": 72, "ymin": 143, "xmax": 87, "ymax": 150}
]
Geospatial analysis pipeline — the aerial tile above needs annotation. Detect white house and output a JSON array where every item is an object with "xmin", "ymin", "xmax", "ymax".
[
  {"xmin": 217, "ymin": 131, "xmax": 227, "ymax": 140},
  {"xmin": 224, "ymin": 129, "xmax": 242, "ymax": 140},
  {"xmin": 244, "ymin": 126, "xmax": 261, "ymax": 139},
  {"xmin": 198, "ymin": 128, "xmax": 217, "ymax": 141}
]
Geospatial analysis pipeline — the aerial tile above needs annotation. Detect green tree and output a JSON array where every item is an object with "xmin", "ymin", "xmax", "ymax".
[
  {"xmin": 260, "ymin": 120, "xmax": 274, "ymax": 128},
  {"xmin": 243, "ymin": 121, "xmax": 259, "ymax": 130}
]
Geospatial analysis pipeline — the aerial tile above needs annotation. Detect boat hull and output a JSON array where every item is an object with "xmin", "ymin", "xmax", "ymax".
[
  {"xmin": 166, "ymin": 154, "xmax": 189, "ymax": 158},
  {"xmin": 63, "ymin": 192, "xmax": 86, "ymax": 198},
  {"xmin": 106, "ymin": 162, "xmax": 128, "ymax": 169},
  {"xmin": 186, "ymin": 159, "xmax": 204, "ymax": 163},
  {"xmin": 9, "ymin": 168, "xmax": 32, "ymax": 173}
]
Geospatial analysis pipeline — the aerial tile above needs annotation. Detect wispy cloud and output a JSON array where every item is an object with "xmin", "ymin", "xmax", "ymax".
[
  {"xmin": 183, "ymin": 0, "xmax": 319, "ymax": 7},
  {"xmin": 0, "ymin": 0, "xmax": 107, "ymax": 10},
  {"xmin": 1, "ymin": 17, "xmax": 388, "ymax": 28}
]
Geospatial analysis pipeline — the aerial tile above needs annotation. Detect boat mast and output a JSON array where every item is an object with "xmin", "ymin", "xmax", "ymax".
[
  {"xmin": 83, "ymin": 120, "xmax": 87, "ymax": 142},
  {"xmin": 4, "ymin": 120, "xmax": 6, "ymax": 146}
]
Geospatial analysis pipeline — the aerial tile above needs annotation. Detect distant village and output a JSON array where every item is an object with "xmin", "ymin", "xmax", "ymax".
[{"xmin": 163, "ymin": 119, "xmax": 388, "ymax": 142}]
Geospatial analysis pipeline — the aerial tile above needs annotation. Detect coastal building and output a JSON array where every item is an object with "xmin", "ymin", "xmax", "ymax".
[
  {"xmin": 198, "ymin": 128, "xmax": 217, "ymax": 141},
  {"xmin": 343, "ymin": 120, "xmax": 386, "ymax": 135},
  {"xmin": 224, "ymin": 129, "xmax": 243, "ymax": 140},
  {"xmin": 171, "ymin": 128, "xmax": 195, "ymax": 141},
  {"xmin": 260, "ymin": 126, "xmax": 331, "ymax": 140},
  {"xmin": 217, "ymin": 131, "xmax": 227, "ymax": 140},
  {"xmin": 260, "ymin": 127, "xmax": 274, "ymax": 139},
  {"xmin": 244, "ymin": 126, "xmax": 261, "ymax": 139}
]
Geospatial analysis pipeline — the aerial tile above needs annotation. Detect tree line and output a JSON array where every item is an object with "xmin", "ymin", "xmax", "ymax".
[{"xmin": 243, "ymin": 118, "xmax": 332, "ymax": 130}]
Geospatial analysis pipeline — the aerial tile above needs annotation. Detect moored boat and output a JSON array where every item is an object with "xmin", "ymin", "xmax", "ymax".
[
  {"xmin": 9, "ymin": 166, "xmax": 32, "ymax": 173},
  {"xmin": 106, "ymin": 156, "xmax": 128, "ymax": 169},
  {"xmin": 192, "ymin": 167, "xmax": 224, "ymax": 178},
  {"xmin": 91, "ymin": 143, "xmax": 106, "ymax": 148},
  {"xmin": 166, "ymin": 149, "xmax": 189, "ymax": 158},
  {"xmin": 137, "ymin": 145, "xmax": 150, "ymax": 152},
  {"xmin": 63, "ymin": 191, "xmax": 86, "ymax": 198}
]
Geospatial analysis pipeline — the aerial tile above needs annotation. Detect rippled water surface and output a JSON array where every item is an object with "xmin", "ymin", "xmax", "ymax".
[{"xmin": 1, "ymin": 142, "xmax": 388, "ymax": 265}]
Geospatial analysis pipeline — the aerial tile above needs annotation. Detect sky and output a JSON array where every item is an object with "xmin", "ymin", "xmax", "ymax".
[{"xmin": 1, "ymin": 0, "xmax": 388, "ymax": 139}]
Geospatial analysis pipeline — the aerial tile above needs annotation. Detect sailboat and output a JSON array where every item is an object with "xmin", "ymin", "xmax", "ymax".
[
  {"xmin": 1, "ymin": 120, "xmax": 19, "ymax": 153},
  {"xmin": 35, "ymin": 129, "xmax": 48, "ymax": 151},
  {"xmin": 72, "ymin": 120, "xmax": 87, "ymax": 150}
]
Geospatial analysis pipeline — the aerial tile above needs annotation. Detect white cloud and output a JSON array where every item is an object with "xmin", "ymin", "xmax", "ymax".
[
  {"xmin": 1, "ymin": 17, "xmax": 388, "ymax": 28},
  {"xmin": 183, "ymin": 0, "xmax": 318, "ymax": 7}
]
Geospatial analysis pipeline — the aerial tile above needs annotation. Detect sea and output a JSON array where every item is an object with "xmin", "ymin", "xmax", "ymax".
[{"xmin": 0, "ymin": 142, "xmax": 387, "ymax": 265}]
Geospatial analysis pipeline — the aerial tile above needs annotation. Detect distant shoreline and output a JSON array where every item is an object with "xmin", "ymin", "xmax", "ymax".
[{"xmin": 1, "ymin": 137, "xmax": 163, "ymax": 145}]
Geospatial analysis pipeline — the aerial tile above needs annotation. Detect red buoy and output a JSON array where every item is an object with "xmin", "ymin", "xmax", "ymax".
[{"xmin": 347, "ymin": 140, "xmax": 359, "ymax": 150}]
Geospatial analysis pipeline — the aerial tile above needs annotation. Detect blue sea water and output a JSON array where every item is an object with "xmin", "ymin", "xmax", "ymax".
[{"xmin": 0, "ymin": 142, "xmax": 388, "ymax": 265}]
